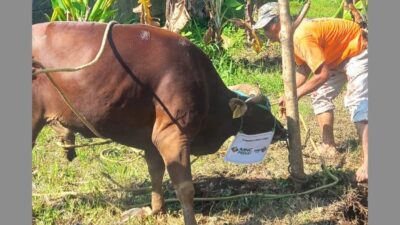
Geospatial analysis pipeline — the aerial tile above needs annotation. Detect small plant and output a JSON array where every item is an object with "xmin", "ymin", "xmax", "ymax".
[{"xmin": 49, "ymin": 0, "xmax": 117, "ymax": 22}]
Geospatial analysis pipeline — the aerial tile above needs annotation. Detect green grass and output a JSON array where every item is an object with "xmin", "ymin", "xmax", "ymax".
[
  {"xmin": 290, "ymin": 0, "xmax": 342, "ymax": 18},
  {"xmin": 32, "ymin": 1, "xmax": 368, "ymax": 224},
  {"xmin": 33, "ymin": 107, "xmax": 363, "ymax": 224}
]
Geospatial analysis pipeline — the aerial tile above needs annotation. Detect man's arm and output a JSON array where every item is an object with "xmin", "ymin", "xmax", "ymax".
[
  {"xmin": 296, "ymin": 64, "xmax": 311, "ymax": 88},
  {"xmin": 296, "ymin": 63, "xmax": 330, "ymax": 99},
  {"xmin": 278, "ymin": 64, "xmax": 311, "ymax": 117}
]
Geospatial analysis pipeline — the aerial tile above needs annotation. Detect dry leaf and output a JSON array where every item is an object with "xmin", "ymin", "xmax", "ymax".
[
  {"xmin": 132, "ymin": 4, "xmax": 142, "ymax": 13},
  {"xmin": 166, "ymin": 0, "xmax": 191, "ymax": 33},
  {"xmin": 137, "ymin": 0, "xmax": 153, "ymax": 25}
]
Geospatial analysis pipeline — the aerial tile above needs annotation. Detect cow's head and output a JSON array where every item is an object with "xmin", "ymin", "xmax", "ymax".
[{"xmin": 229, "ymin": 94, "xmax": 287, "ymax": 143}]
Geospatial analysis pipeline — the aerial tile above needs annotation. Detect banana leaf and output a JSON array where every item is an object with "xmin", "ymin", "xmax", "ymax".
[{"xmin": 50, "ymin": 7, "xmax": 67, "ymax": 21}]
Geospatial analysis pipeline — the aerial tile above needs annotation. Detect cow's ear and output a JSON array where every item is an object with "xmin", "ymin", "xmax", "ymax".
[{"xmin": 229, "ymin": 98, "xmax": 247, "ymax": 119}]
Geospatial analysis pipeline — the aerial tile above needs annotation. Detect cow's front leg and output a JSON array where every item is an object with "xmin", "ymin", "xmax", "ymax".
[{"xmin": 153, "ymin": 126, "xmax": 197, "ymax": 225}]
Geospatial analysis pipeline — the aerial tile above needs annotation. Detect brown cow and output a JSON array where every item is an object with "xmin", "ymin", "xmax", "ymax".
[{"xmin": 32, "ymin": 22, "xmax": 286, "ymax": 225}]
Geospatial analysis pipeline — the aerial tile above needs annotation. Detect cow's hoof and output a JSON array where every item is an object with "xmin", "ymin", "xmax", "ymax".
[
  {"xmin": 121, "ymin": 207, "xmax": 152, "ymax": 222},
  {"xmin": 65, "ymin": 149, "xmax": 77, "ymax": 161}
]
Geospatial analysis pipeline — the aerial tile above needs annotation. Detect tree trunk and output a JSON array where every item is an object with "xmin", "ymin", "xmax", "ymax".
[
  {"xmin": 245, "ymin": 0, "xmax": 254, "ymax": 43},
  {"xmin": 277, "ymin": 0, "xmax": 306, "ymax": 186}
]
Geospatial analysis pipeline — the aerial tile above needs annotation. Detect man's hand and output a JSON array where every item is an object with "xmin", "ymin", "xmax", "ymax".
[{"xmin": 278, "ymin": 96, "xmax": 286, "ymax": 118}]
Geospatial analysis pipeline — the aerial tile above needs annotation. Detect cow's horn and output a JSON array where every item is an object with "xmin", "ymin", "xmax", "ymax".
[
  {"xmin": 229, "ymin": 98, "xmax": 247, "ymax": 119},
  {"xmin": 245, "ymin": 94, "xmax": 265, "ymax": 105}
]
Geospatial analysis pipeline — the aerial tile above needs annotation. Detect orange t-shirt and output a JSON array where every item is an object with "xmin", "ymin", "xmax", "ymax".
[{"xmin": 293, "ymin": 18, "xmax": 367, "ymax": 73}]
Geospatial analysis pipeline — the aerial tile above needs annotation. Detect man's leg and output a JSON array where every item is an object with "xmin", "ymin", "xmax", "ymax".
[
  {"xmin": 316, "ymin": 110, "xmax": 335, "ymax": 147},
  {"xmin": 348, "ymin": 101, "xmax": 368, "ymax": 183},
  {"xmin": 355, "ymin": 120, "xmax": 368, "ymax": 182},
  {"xmin": 344, "ymin": 49, "xmax": 368, "ymax": 183},
  {"xmin": 311, "ymin": 70, "xmax": 347, "ymax": 154}
]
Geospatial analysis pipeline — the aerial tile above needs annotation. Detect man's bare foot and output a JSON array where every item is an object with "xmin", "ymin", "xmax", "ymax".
[
  {"xmin": 356, "ymin": 164, "xmax": 368, "ymax": 183},
  {"xmin": 318, "ymin": 144, "xmax": 338, "ymax": 158},
  {"xmin": 316, "ymin": 144, "xmax": 343, "ymax": 168},
  {"xmin": 121, "ymin": 207, "xmax": 152, "ymax": 223}
]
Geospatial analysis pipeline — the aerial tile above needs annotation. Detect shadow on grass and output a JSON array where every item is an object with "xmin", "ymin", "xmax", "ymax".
[
  {"xmin": 92, "ymin": 168, "xmax": 360, "ymax": 223},
  {"xmin": 230, "ymin": 168, "xmax": 366, "ymax": 225},
  {"xmin": 37, "ymin": 167, "xmax": 366, "ymax": 224}
]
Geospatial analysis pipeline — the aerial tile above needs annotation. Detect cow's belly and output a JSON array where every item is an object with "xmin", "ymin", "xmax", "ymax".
[{"xmin": 52, "ymin": 95, "xmax": 156, "ymax": 149}]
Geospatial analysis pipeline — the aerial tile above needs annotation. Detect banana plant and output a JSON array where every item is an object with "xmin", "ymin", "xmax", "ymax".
[
  {"xmin": 49, "ymin": 0, "xmax": 117, "ymax": 22},
  {"xmin": 204, "ymin": 0, "xmax": 244, "ymax": 46},
  {"xmin": 333, "ymin": 0, "xmax": 368, "ymax": 25},
  {"xmin": 133, "ymin": 0, "xmax": 155, "ymax": 25}
]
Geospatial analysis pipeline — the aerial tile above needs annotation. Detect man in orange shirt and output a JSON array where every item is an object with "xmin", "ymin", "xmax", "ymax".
[{"xmin": 253, "ymin": 2, "xmax": 368, "ymax": 182}]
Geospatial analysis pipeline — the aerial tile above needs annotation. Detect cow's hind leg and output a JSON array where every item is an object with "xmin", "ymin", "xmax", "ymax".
[
  {"xmin": 152, "ymin": 125, "xmax": 197, "ymax": 225},
  {"xmin": 32, "ymin": 92, "xmax": 45, "ymax": 148},
  {"xmin": 144, "ymin": 146, "xmax": 166, "ymax": 214},
  {"xmin": 51, "ymin": 122, "xmax": 76, "ymax": 161},
  {"xmin": 121, "ymin": 145, "xmax": 166, "ymax": 221},
  {"xmin": 32, "ymin": 113, "xmax": 45, "ymax": 148}
]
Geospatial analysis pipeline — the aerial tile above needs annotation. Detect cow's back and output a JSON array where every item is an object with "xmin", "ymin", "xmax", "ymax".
[{"xmin": 32, "ymin": 22, "xmax": 223, "ymax": 146}]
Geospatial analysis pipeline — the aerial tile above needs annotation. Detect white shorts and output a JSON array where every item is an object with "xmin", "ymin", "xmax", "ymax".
[{"xmin": 311, "ymin": 49, "xmax": 368, "ymax": 122}]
